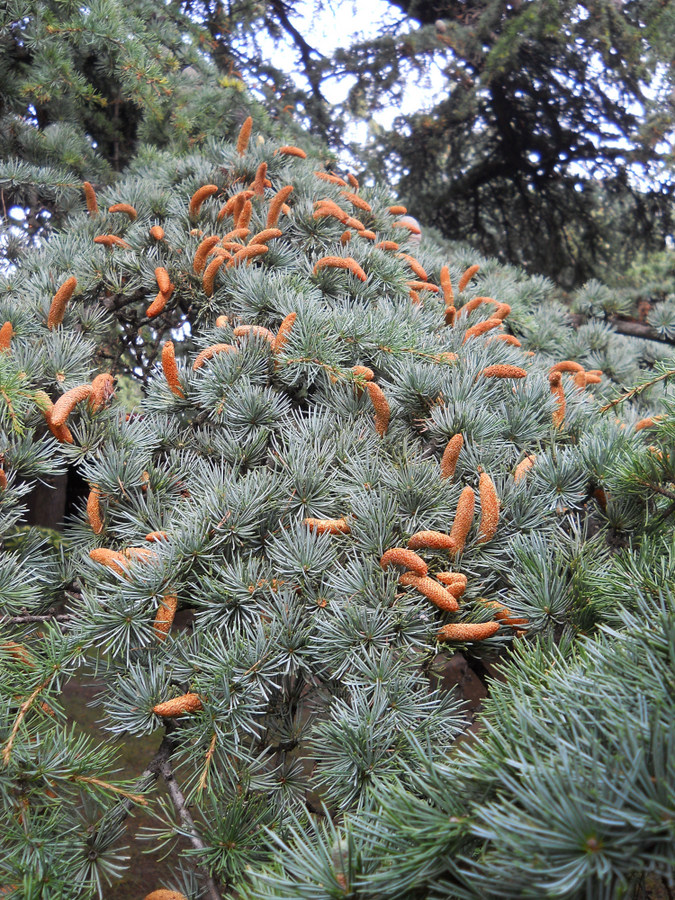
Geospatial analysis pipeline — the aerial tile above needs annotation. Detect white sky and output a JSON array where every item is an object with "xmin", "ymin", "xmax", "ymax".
[{"xmin": 254, "ymin": 0, "xmax": 447, "ymax": 146}]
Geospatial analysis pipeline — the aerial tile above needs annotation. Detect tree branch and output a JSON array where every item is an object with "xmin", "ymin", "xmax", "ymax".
[
  {"xmin": 267, "ymin": 0, "xmax": 331, "ymax": 136},
  {"xmin": 0, "ymin": 613, "xmax": 71, "ymax": 625},
  {"xmin": 88, "ymin": 732, "xmax": 223, "ymax": 900},
  {"xmin": 159, "ymin": 750, "xmax": 223, "ymax": 900},
  {"xmin": 570, "ymin": 314, "xmax": 675, "ymax": 346}
]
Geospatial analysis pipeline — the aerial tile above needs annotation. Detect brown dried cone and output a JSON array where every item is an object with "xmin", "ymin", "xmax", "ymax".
[
  {"xmin": 1, "ymin": 641, "xmax": 35, "ymax": 666},
  {"xmin": 144, "ymin": 891, "xmax": 188, "ymax": 900},
  {"xmin": 192, "ymin": 343, "xmax": 237, "ymax": 370},
  {"xmin": 152, "ymin": 692, "xmax": 203, "ymax": 718},
  {"xmin": 215, "ymin": 315, "xmax": 229, "ymax": 327},
  {"xmin": 226, "ymin": 244, "xmax": 268, "ymax": 267},
  {"xmin": 189, "ymin": 184, "xmax": 218, "ymax": 218},
  {"xmin": 444, "ymin": 305, "xmax": 456, "ymax": 326},
  {"xmin": 437, "ymin": 620, "xmax": 500, "ymax": 642},
  {"xmin": 435, "ymin": 572, "xmax": 468, "ymax": 598},
  {"xmin": 576, "ymin": 371, "xmax": 602, "ymax": 388},
  {"xmin": 249, "ymin": 227, "xmax": 282, "ymax": 246},
  {"xmin": 549, "ymin": 371, "xmax": 566, "ymax": 429},
  {"xmin": 380, "ymin": 548, "xmax": 428, "ymax": 577},
  {"xmin": 303, "ymin": 517, "xmax": 351, "ymax": 534},
  {"xmin": 236, "ymin": 199, "xmax": 253, "ymax": 231},
  {"xmin": 277, "ymin": 145, "xmax": 307, "ymax": 158},
  {"xmin": 448, "ymin": 486, "xmax": 475, "ymax": 555},
  {"xmin": 47, "ymin": 277, "xmax": 77, "ymax": 330},
  {"xmin": 149, "ymin": 225, "xmax": 165, "ymax": 241},
  {"xmin": 460, "ymin": 295, "xmax": 491, "ymax": 317},
  {"xmin": 634, "ymin": 416, "xmax": 663, "ymax": 432},
  {"xmin": 340, "ymin": 230, "xmax": 352, "ymax": 244},
  {"xmin": 492, "ymin": 303, "xmax": 511, "ymax": 320},
  {"xmin": 202, "ymin": 254, "xmax": 226, "ymax": 297},
  {"xmin": 252, "ymin": 161, "xmax": 268, "ymax": 196},
  {"xmin": 236, "ymin": 116, "xmax": 253, "ymax": 155},
  {"xmin": 219, "ymin": 189, "xmax": 254, "ymax": 222},
  {"xmin": 89, "ymin": 373, "xmax": 115, "ymax": 411},
  {"xmin": 477, "ymin": 473, "xmax": 499, "ymax": 543},
  {"xmin": 145, "ymin": 530, "xmax": 169, "ymax": 542},
  {"xmin": 407, "ymin": 530, "xmax": 455, "ymax": 551},
  {"xmin": 341, "ymin": 191, "xmax": 372, "ymax": 213},
  {"xmin": 83, "ymin": 181, "xmax": 98, "ymax": 216},
  {"xmin": 193, "ymin": 235, "xmax": 221, "ymax": 274},
  {"xmin": 513, "ymin": 454, "xmax": 536, "ymax": 483},
  {"xmin": 89, "ymin": 548, "xmax": 128, "ymax": 576},
  {"xmin": 440, "ymin": 433, "xmax": 463, "ymax": 480},
  {"xmin": 489, "ymin": 334, "xmax": 521, "ymax": 347},
  {"xmin": 155, "ymin": 267, "xmax": 171, "ymax": 294},
  {"xmin": 314, "ymin": 199, "xmax": 348, "ymax": 223},
  {"xmin": 351, "ymin": 365, "xmax": 374, "ymax": 382},
  {"xmin": 463, "ymin": 318, "xmax": 502, "ymax": 342},
  {"xmin": 398, "ymin": 572, "xmax": 459, "ymax": 611},
  {"xmin": 108, "ymin": 202, "xmax": 137, "ymax": 220},
  {"xmin": 316, "ymin": 171, "xmax": 348, "ymax": 186},
  {"xmin": 50, "ymin": 384, "xmax": 92, "ymax": 428},
  {"xmin": 351, "ymin": 365, "xmax": 374, "ymax": 395},
  {"xmin": 0, "ymin": 321, "xmax": 13, "ymax": 351},
  {"xmin": 153, "ymin": 594, "xmax": 178, "ymax": 642},
  {"xmin": 344, "ymin": 217, "xmax": 365, "ymax": 232},
  {"xmin": 479, "ymin": 364, "xmax": 527, "ymax": 379},
  {"xmin": 0, "ymin": 469, "xmax": 6, "ymax": 490},
  {"xmin": 313, "ymin": 256, "xmax": 367, "ymax": 282},
  {"xmin": 440, "ymin": 265, "xmax": 453, "ymax": 306},
  {"xmin": 34, "ymin": 391, "xmax": 74, "ymax": 444},
  {"xmin": 550, "ymin": 360, "xmax": 584, "ymax": 375},
  {"xmin": 479, "ymin": 599, "xmax": 529, "ymax": 627},
  {"xmin": 161, "ymin": 341, "xmax": 185, "ymax": 398},
  {"xmin": 273, "ymin": 312, "xmax": 297, "ymax": 354},
  {"xmin": 146, "ymin": 284, "xmax": 173, "ymax": 318},
  {"xmin": 365, "ymin": 382, "xmax": 390, "ymax": 437},
  {"xmin": 407, "ymin": 280, "xmax": 439, "ymax": 294},
  {"xmin": 457, "ymin": 264, "xmax": 480, "ymax": 293},
  {"xmin": 233, "ymin": 325, "xmax": 275, "ymax": 344},
  {"xmin": 86, "ymin": 486, "xmax": 103, "ymax": 534},
  {"xmin": 94, "ymin": 234, "xmax": 131, "ymax": 249}
]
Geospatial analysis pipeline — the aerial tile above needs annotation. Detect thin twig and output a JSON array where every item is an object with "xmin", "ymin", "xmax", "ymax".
[
  {"xmin": 0, "ymin": 613, "xmax": 71, "ymax": 625},
  {"xmin": 600, "ymin": 366, "xmax": 675, "ymax": 412},
  {"xmin": 71, "ymin": 774, "xmax": 148, "ymax": 805},
  {"xmin": 2, "ymin": 674, "xmax": 53, "ymax": 765},
  {"xmin": 159, "ymin": 753, "xmax": 223, "ymax": 900},
  {"xmin": 197, "ymin": 731, "xmax": 218, "ymax": 794},
  {"xmin": 637, "ymin": 480, "xmax": 675, "ymax": 501}
]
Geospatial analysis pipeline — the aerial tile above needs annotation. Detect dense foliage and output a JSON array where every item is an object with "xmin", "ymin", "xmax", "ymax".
[{"xmin": 0, "ymin": 2, "xmax": 674, "ymax": 899}]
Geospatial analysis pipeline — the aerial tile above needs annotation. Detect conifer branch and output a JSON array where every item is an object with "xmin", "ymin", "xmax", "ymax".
[
  {"xmin": 600, "ymin": 365, "xmax": 675, "ymax": 411},
  {"xmin": 158, "ymin": 752, "xmax": 224, "ymax": 900},
  {"xmin": 571, "ymin": 313, "xmax": 675, "ymax": 346},
  {"xmin": 0, "ymin": 613, "xmax": 71, "ymax": 624},
  {"xmin": 2, "ymin": 674, "xmax": 53, "ymax": 765}
]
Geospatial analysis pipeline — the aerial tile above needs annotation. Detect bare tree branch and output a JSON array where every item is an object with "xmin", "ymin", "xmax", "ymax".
[
  {"xmin": 159, "ymin": 751, "xmax": 224, "ymax": 900},
  {"xmin": 0, "ymin": 613, "xmax": 71, "ymax": 625},
  {"xmin": 570, "ymin": 314, "xmax": 675, "ymax": 346}
]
